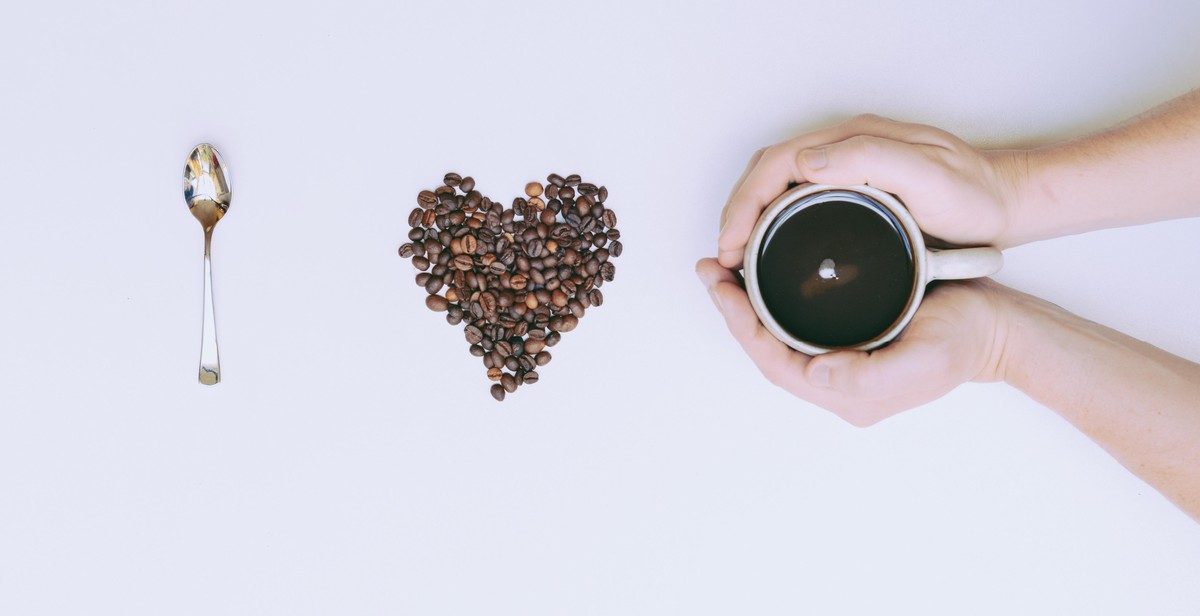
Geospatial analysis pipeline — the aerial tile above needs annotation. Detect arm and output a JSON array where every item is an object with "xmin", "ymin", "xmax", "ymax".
[
  {"xmin": 1005, "ymin": 88, "xmax": 1200, "ymax": 246},
  {"xmin": 1000, "ymin": 290, "xmax": 1200, "ymax": 519}
]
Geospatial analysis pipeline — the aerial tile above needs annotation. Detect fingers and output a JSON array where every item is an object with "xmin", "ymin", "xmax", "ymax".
[
  {"xmin": 796, "ymin": 135, "xmax": 947, "ymax": 201},
  {"xmin": 695, "ymin": 258, "xmax": 811, "ymax": 388},
  {"xmin": 719, "ymin": 147, "xmax": 766, "ymax": 231},
  {"xmin": 715, "ymin": 115, "xmax": 958, "ymax": 270},
  {"xmin": 716, "ymin": 145, "xmax": 804, "ymax": 269}
]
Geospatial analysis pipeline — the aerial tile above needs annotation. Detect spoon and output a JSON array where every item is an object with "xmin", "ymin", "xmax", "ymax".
[{"xmin": 183, "ymin": 144, "xmax": 231, "ymax": 385}]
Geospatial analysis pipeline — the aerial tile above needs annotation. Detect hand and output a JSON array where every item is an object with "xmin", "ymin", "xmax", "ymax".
[
  {"xmin": 717, "ymin": 114, "xmax": 1028, "ymax": 269},
  {"xmin": 695, "ymin": 259, "xmax": 1011, "ymax": 426}
]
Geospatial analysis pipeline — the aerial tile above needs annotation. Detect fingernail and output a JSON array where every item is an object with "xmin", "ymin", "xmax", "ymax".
[
  {"xmin": 802, "ymin": 148, "xmax": 827, "ymax": 170},
  {"xmin": 809, "ymin": 363, "xmax": 831, "ymax": 388}
]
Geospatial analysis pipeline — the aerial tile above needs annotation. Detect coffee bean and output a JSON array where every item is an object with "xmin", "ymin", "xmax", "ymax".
[
  {"xmin": 453, "ymin": 255, "xmax": 474, "ymax": 271},
  {"xmin": 461, "ymin": 234, "xmax": 478, "ymax": 254},
  {"xmin": 418, "ymin": 190, "xmax": 438, "ymax": 209},
  {"xmin": 525, "ymin": 182, "xmax": 543, "ymax": 197},
  {"xmin": 588, "ymin": 288, "xmax": 603, "ymax": 306},
  {"xmin": 565, "ymin": 174, "xmax": 581, "ymax": 186},
  {"xmin": 535, "ymin": 351, "xmax": 551, "ymax": 366},
  {"xmin": 547, "ymin": 173, "xmax": 565, "ymax": 187},
  {"xmin": 480, "ymin": 291, "xmax": 497, "ymax": 314},
  {"xmin": 600, "ymin": 262, "xmax": 615, "ymax": 281},
  {"xmin": 460, "ymin": 176, "xmax": 475, "ymax": 192},
  {"xmin": 559, "ymin": 186, "xmax": 575, "ymax": 200},
  {"xmin": 444, "ymin": 172, "xmax": 462, "ymax": 187},
  {"xmin": 522, "ymin": 371, "xmax": 539, "ymax": 385},
  {"xmin": 545, "ymin": 331, "xmax": 561, "ymax": 347},
  {"xmin": 491, "ymin": 384, "xmax": 505, "ymax": 401},
  {"xmin": 609, "ymin": 240, "xmax": 622, "ymax": 257},
  {"xmin": 602, "ymin": 209, "xmax": 618, "ymax": 228},
  {"xmin": 425, "ymin": 275, "xmax": 443, "ymax": 294},
  {"xmin": 398, "ymin": 243, "xmax": 415, "ymax": 258},
  {"xmin": 487, "ymin": 366, "xmax": 503, "ymax": 381},
  {"xmin": 465, "ymin": 324, "xmax": 484, "ymax": 345},
  {"xmin": 501, "ymin": 373, "xmax": 517, "ymax": 393},
  {"xmin": 412, "ymin": 256, "xmax": 431, "ymax": 271},
  {"xmin": 426, "ymin": 295, "xmax": 449, "ymax": 311},
  {"xmin": 470, "ymin": 344, "xmax": 485, "ymax": 357}
]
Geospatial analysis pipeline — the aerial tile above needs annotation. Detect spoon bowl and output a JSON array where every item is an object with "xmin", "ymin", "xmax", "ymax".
[{"xmin": 184, "ymin": 144, "xmax": 231, "ymax": 385}]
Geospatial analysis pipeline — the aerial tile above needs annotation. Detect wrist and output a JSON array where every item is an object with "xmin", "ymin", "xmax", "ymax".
[{"xmin": 986, "ymin": 147, "xmax": 1045, "ymax": 249}]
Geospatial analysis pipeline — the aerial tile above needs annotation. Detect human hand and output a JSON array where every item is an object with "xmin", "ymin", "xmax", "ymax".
[
  {"xmin": 717, "ymin": 114, "xmax": 1028, "ymax": 269},
  {"xmin": 695, "ymin": 259, "xmax": 1011, "ymax": 425}
]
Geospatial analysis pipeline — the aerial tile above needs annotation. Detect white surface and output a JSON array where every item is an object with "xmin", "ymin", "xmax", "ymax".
[{"xmin": 3, "ymin": 1, "xmax": 1200, "ymax": 614}]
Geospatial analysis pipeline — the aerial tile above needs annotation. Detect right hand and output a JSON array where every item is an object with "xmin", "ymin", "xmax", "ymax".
[{"xmin": 717, "ymin": 114, "xmax": 1029, "ymax": 269}]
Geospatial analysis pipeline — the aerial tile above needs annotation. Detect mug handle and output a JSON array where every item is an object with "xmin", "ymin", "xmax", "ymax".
[{"xmin": 926, "ymin": 247, "xmax": 1003, "ymax": 281}]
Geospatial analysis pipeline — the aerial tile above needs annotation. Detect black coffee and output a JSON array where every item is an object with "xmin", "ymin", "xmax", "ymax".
[{"xmin": 757, "ymin": 198, "xmax": 915, "ymax": 348}]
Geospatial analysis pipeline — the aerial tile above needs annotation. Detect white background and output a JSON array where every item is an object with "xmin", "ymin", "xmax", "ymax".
[{"xmin": 2, "ymin": 1, "xmax": 1199, "ymax": 614}]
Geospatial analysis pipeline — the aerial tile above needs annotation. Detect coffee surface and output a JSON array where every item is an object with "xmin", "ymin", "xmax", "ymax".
[{"xmin": 757, "ymin": 199, "xmax": 914, "ymax": 348}]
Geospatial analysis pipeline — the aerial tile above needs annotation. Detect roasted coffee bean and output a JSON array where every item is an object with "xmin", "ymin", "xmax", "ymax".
[
  {"xmin": 501, "ymin": 373, "xmax": 517, "ymax": 393},
  {"xmin": 609, "ymin": 240, "xmax": 622, "ymax": 257},
  {"xmin": 418, "ymin": 190, "xmax": 438, "ymax": 208},
  {"xmin": 491, "ymin": 383, "xmax": 505, "ymax": 401},
  {"xmin": 565, "ymin": 174, "xmax": 581, "ymax": 186},
  {"xmin": 453, "ymin": 255, "xmax": 474, "ymax": 271},
  {"xmin": 535, "ymin": 351, "xmax": 551, "ymax": 366},
  {"xmin": 547, "ymin": 173, "xmax": 565, "ymax": 187},
  {"xmin": 412, "ymin": 256, "xmax": 431, "ymax": 271},
  {"xmin": 597, "ymin": 186, "xmax": 608, "ymax": 203},
  {"xmin": 460, "ymin": 234, "xmax": 478, "ymax": 254},
  {"xmin": 408, "ymin": 208, "xmax": 424, "ymax": 227},
  {"xmin": 465, "ymin": 325, "xmax": 484, "ymax": 345},
  {"xmin": 425, "ymin": 275, "xmax": 443, "ymax": 294},
  {"xmin": 522, "ymin": 371, "xmax": 539, "ymax": 385},
  {"xmin": 398, "ymin": 243, "xmax": 416, "ymax": 258},
  {"xmin": 602, "ymin": 209, "xmax": 618, "ymax": 228},
  {"xmin": 545, "ymin": 183, "xmax": 559, "ymax": 199},
  {"xmin": 600, "ymin": 262, "xmax": 615, "ymax": 281},
  {"xmin": 460, "ymin": 176, "xmax": 475, "ymax": 192},
  {"xmin": 559, "ymin": 186, "xmax": 575, "ymax": 200},
  {"xmin": 588, "ymin": 288, "xmax": 603, "ymax": 306},
  {"xmin": 444, "ymin": 172, "xmax": 462, "ymax": 186},
  {"xmin": 480, "ymin": 291, "xmax": 497, "ymax": 314},
  {"xmin": 426, "ymin": 295, "xmax": 449, "ymax": 311},
  {"xmin": 545, "ymin": 331, "xmax": 561, "ymax": 347},
  {"xmin": 470, "ymin": 344, "xmax": 485, "ymax": 357},
  {"xmin": 525, "ymin": 182, "xmax": 543, "ymax": 197},
  {"xmin": 487, "ymin": 366, "xmax": 503, "ymax": 381}
]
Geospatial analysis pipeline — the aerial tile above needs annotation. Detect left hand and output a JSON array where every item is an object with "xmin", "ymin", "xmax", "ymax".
[{"xmin": 696, "ymin": 258, "xmax": 1011, "ymax": 426}]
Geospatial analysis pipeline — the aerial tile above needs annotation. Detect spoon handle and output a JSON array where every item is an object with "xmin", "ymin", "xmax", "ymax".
[{"xmin": 199, "ymin": 230, "xmax": 221, "ymax": 385}]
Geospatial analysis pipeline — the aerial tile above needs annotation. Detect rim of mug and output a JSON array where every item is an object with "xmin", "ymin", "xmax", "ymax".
[{"xmin": 742, "ymin": 183, "xmax": 928, "ymax": 356}]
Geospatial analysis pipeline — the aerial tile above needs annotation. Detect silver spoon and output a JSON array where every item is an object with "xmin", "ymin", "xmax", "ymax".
[{"xmin": 184, "ymin": 144, "xmax": 231, "ymax": 385}]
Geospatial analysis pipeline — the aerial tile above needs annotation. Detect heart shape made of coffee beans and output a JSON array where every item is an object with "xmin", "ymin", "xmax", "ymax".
[{"xmin": 398, "ymin": 172, "xmax": 622, "ymax": 401}]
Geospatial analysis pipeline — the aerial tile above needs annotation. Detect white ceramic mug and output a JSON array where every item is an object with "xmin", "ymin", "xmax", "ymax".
[{"xmin": 743, "ymin": 184, "xmax": 1003, "ymax": 355}]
